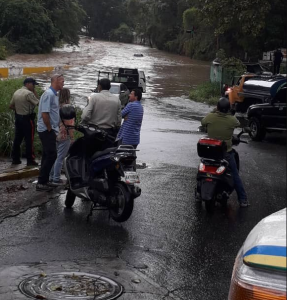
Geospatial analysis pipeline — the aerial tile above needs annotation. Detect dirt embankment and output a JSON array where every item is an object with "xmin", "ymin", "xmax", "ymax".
[{"xmin": 0, "ymin": 37, "xmax": 106, "ymax": 68}]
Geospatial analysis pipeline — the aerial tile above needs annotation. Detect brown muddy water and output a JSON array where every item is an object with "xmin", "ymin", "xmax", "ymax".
[
  {"xmin": 2, "ymin": 38, "xmax": 212, "ymax": 117},
  {"xmin": 25, "ymin": 39, "xmax": 211, "ymax": 109}
]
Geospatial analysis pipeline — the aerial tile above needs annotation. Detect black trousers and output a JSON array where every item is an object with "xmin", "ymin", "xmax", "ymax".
[
  {"xmin": 12, "ymin": 114, "xmax": 35, "ymax": 162},
  {"xmin": 273, "ymin": 62, "xmax": 281, "ymax": 74},
  {"xmin": 38, "ymin": 130, "xmax": 57, "ymax": 184}
]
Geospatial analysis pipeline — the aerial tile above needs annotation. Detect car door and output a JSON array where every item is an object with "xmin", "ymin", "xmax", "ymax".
[
  {"xmin": 262, "ymin": 86, "xmax": 287, "ymax": 128},
  {"xmin": 272, "ymin": 87, "xmax": 287, "ymax": 129}
]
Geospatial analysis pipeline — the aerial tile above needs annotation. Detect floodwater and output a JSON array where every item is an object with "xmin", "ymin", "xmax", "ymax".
[{"xmin": 35, "ymin": 39, "xmax": 211, "ymax": 110}]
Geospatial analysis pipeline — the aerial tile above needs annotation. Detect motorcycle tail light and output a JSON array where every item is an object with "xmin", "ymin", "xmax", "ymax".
[
  {"xmin": 216, "ymin": 166, "xmax": 226, "ymax": 174},
  {"xmin": 199, "ymin": 163, "xmax": 205, "ymax": 171},
  {"xmin": 229, "ymin": 250, "xmax": 286, "ymax": 300}
]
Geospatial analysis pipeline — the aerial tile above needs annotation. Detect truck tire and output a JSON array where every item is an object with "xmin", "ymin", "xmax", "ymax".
[{"xmin": 249, "ymin": 117, "xmax": 266, "ymax": 141}]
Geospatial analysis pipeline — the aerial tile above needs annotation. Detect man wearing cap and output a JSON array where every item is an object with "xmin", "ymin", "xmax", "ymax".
[
  {"xmin": 9, "ymin": 77, "xmax": 39, "ymax": 166},
  {"xmin": 36, "ymin": 74, "xmax": 64, "ymax": 191}
]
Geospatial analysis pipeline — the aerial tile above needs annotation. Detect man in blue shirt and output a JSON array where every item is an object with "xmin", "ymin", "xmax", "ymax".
[
  {"xmin": 117, "ymin": 89, "xmax": 144, "ymax": 149},
  {"xmin": 36, "ymin": 74, "xmax": 65, "ymax": 191}
]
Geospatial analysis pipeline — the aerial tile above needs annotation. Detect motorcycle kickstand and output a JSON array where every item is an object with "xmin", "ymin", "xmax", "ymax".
[{"xmin": 86, "ymin": 204, "xmax": 94, "ymax": 222}]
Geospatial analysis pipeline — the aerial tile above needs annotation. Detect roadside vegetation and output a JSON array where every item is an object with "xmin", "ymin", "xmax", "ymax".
[
  {"xmin": 0, "ymin": 79, "xmax": 44, "ymax": 157},
  {"xmin": 189, "ymin": 50, "xmax": 246, "ymax": 105},
  {"xmin": 0, "ymin": 0, "xmax": 285, "ymax": 61},
  {"xmin": 79, "ymin": 0, "xmax": 285, "ymax": 61},
  {"xmin": 0, "ymin": 0, "xmax": 85, "ymax": 58},
  {"xmin": 189, "ymin": 82, "xmax": 221, "ymax": 106}
]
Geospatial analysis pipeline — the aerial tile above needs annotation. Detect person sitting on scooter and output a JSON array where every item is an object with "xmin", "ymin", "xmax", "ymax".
[
  {"xmin": 201, "ymin": 97, "xmax": 249, "ymax": 208},
  {"xmin": 81, "ymin": 78, "xmax": 122, "ymax": 149}
]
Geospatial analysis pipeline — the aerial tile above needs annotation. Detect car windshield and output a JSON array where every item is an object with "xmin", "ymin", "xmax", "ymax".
[{"xmin": 109, "ymin": 85, "xmax": 120, "ymax": 94}]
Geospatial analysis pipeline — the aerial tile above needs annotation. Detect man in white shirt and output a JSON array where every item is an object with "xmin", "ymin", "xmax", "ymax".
[{"xmin": 81, "ymin": 78, "xmax": 121, "ymax": 148}]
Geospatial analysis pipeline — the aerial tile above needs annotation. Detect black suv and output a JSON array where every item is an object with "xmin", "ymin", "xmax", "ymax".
[{"xmin": 247, "ymin": 85, "xmax": 286, "ymax": 141}]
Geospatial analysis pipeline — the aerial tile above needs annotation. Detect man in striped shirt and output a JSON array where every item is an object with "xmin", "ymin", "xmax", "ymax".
[{"xmin": 117, "ymin": 89, "xmax": 144, "ymax": 148}]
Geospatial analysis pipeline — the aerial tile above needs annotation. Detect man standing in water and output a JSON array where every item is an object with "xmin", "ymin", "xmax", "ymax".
[{"xmin": 36, "ymin": 74, "xmax": 64, "ymax": 191}]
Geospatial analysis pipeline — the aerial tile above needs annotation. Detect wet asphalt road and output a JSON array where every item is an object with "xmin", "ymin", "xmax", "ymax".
[{"xmin": 0, "ymin": 41, "xmax": 286, "ymax": 299}]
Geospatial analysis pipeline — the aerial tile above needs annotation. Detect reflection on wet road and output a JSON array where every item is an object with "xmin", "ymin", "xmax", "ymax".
[{"xmin": 0, "ymin": 41, "xmax": 286, "ymax": 299}]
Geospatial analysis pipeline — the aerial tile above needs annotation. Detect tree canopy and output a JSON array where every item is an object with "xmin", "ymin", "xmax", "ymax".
[
  {"xmin": 0, "ymin": 0, "xmax": 285, "ymax": 59},
  {"xmin": 0, "ymin": 0, "xmax": 85, "ymax": 54}
]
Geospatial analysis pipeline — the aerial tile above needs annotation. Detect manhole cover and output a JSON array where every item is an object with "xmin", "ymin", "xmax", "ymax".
[{"xmin": 18, "ymin": 272, "xmax": 123, "ymax": 299}]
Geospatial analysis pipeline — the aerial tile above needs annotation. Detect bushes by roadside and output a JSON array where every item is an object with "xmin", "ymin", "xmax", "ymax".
[
  {"xmin": 0, "ymin": 78, "xmax": 43, "ymax": 157},
  {"xmin": 189, "ymin": 81, "xmax": 221, "ymax": 105}
]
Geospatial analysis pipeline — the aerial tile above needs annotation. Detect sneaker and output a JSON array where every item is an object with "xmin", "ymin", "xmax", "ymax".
[
  {"xmin": 49, "ymin": 179, "xmax": 66, "ymax": 187},
  {"xmin": 240, "ymin": 200, "xmax": 250, "ymax": 207},
  {"xmin": 11, "ymin": 160, "xmax": 22, "ymax": 165},
  {"xmin": 36, "ymin": 183, "xmax": 53, "ymax": 192},
  {"xmin": 27, "ymin": 160, "xmax": 39, "ymax": 166}
]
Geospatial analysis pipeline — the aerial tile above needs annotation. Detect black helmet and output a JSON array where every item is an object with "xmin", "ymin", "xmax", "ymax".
[{"xmin": 217, "ymin": 97, "xmax": 230, "ymax": 113}]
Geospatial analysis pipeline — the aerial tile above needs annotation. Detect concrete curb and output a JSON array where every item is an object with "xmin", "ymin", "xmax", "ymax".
[
  {"xmin": 0, "ymin": 167, "xmax": 39, "ymax": 182},
  {"xmin": 0, "ymin": 66, "xmax": 69, "ymax": 78}
]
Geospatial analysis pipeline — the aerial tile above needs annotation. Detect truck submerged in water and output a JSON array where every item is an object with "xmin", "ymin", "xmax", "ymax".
[{"xmin": 97, "ymin": 68, "xmax": 146, "ymax": 93}]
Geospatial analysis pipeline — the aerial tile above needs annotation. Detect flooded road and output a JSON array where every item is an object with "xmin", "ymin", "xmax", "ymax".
[
  {"xmin": 35, "ymin": 39, "xmax": 211, "ymax": 111},
  {"xmin": 0, "ymin": 41, "xmax": 286, "ymax": 300}
]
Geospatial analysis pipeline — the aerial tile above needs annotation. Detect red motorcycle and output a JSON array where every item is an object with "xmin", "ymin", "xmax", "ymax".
[{"xmin": 195, "ymin": 128, "xmax": 249, "ymax": 212}]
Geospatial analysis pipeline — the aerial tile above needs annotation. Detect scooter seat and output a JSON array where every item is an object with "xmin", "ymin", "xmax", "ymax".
[{"xmin": 91, "ymin": 147, "xmax": 118, "ymax": 160}]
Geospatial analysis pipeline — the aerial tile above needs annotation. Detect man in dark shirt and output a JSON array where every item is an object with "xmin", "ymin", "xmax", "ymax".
[
  {"xmin": 273, "ymin": 49, "xmax": 283, "ymax": 75},
  {"xmin": 201, "ymin": 98, "xmax": 249, "ymax": 207}
]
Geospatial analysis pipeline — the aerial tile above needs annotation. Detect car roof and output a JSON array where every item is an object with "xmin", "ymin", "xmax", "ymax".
[{"xmin": 242, "ymin": 208, "xmax": 286, "ymax": 272}]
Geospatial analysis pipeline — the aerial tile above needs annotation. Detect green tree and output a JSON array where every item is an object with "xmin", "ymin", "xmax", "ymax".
[
  {"xmin": 79, "ymin": 0, "xmax": 128, "ymax": 39},
  {"xmin": 110, "ymin": 23, "xmax": 133, "ymax": 43},
  {"xmin": 41, "ymin": 0, "xmax": 86, "ymax": 45},
  {"xmin": 0, "ymin": 0, "xmax": 58, "ymax": 54}
]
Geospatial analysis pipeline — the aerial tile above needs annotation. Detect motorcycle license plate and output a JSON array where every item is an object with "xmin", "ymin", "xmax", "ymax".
[{"xmin": 124, "ymin": 172, "xmax": 140, "ymax": 184}]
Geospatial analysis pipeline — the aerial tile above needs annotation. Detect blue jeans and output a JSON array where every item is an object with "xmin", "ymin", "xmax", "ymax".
[
  {"xmin": 225, "ymin": 151, "xmax": 247, "ymax": 203},
  {"xmin": 49, "ymin": 139, "xmax": 71, "ymax": 182}
]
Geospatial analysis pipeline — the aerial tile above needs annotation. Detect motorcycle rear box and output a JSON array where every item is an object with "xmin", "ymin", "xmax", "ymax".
[{"xmin": 197, "ymin": 138, "xmax": 227, "ymax": 160}]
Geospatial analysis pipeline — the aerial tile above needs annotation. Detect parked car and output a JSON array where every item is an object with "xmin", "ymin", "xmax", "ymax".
[
  {"xmin": 247, "ymin": 85, "xmax": 286, "ymax": 141},
  {"xmin": 228, "ymin": 208, "xmax": 286, "ymax": 300},
  {"xmin": 109, "ymin": 82, "xmax": 130, "ymax": 108},
  {"xmin": 225, "ymin": 74, "xmax": 286, "ymax": 113}
]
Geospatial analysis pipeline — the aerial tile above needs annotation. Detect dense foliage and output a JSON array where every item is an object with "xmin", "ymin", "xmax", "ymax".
[
  {"xmin": 0, "ymin": 0, "xmax": 85, "ymax": 54},
  {"xmin": 78, "ymin": 0, "xmax": 286, "ymax": 60},
  {"xmin": 0, "ymin": 0, "xmax": 285, "ymax": 59}
]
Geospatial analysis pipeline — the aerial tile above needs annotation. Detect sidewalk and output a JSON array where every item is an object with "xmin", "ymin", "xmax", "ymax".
[{"xmin": 0, "ymin": 157, "xmax": 40, "ymax": 182}]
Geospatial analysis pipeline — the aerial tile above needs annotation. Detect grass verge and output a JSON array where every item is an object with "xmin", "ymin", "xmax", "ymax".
[{"xmin": 189, "ymin": 81, "xmax": 221, "ymax": 105}]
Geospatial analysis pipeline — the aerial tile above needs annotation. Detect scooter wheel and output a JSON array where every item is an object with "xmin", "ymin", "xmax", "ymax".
[
  {"xmin": 205, "ymin": 198, "xmax": 215, "ymax": 213},
  {"xmin": 194, "ymin": 188, "xmax": 202, "ymax": 203},
  {"xmin": 110, "ymin": 183, "xmax": 134, "ymax": 222},
  {"xmin": 65, "ymin": 188, "xmax": 76, "ymax": 208}
]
